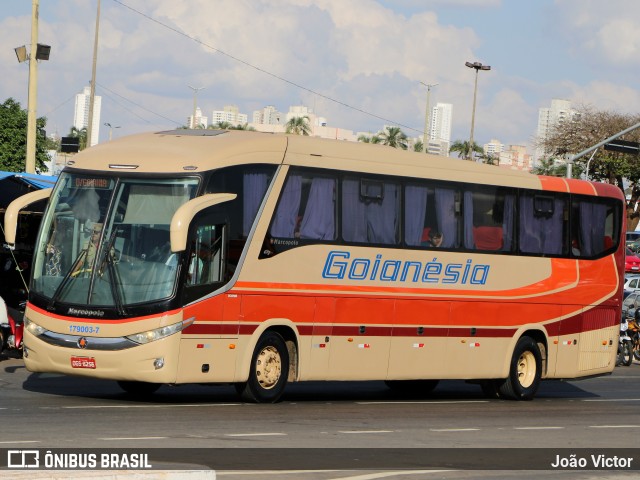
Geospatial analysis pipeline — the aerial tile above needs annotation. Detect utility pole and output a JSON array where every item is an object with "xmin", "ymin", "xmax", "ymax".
[
  {"xmin": 25, "ymin": 0, "xmax": 40, "ymax": 173},
  {"xmin": 420, "ymin": 82, "xmax": 437, "ymax": 153},
  {"xmin": 87, "ymin": 0, "xmax": 101, "ymax": 147}
]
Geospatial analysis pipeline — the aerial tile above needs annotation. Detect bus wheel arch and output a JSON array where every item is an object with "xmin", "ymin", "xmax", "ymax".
[{"xmin": 497, "ymin": 334, "xmax": 544, "ymax": 401}]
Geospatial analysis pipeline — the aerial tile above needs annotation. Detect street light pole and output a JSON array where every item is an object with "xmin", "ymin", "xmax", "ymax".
[
  {"xmin": 25, "ymin": 0, "xmax": 40, "ymax": 173},
  {"xmin": 188, "ymin": 85, "xmax": 205, "ymax": 128},
  {"xmin": 465, "ymin": 61, "xmax": 491, "ymax": 161},
  {"xmin": 104, "ymin": 122, "xmax": 120, "ymax": 141},
  {"xmin": 420, "ymin": 82, "xmax": 437, "ymax": 153}
]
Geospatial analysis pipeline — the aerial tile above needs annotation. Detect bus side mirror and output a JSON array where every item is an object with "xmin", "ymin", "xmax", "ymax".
[
  {"xmin": 4, "ymin": 188, "xmax": 53, "ymax": 246},
  {"xmin": 169, "ymin": 193, "xmax": 236, "ymax": 253}
]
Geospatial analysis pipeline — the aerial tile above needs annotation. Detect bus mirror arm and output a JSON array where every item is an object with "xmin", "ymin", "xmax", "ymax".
[
  {"xmin": 4, "ymin": 188, "xmax": 53, "ymax": 246},
  {"xmin": 169, "ymin": 193, "xmax": 237, "ymax": 253}
]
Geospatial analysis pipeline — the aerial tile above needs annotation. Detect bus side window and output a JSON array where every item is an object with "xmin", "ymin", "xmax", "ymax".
[{"xmin": 266, "ymin": 170, "xmax": 337, "ymax": 256}]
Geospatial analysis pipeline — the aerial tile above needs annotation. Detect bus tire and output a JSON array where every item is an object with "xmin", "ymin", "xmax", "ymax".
[
  {"xmin": 117, "ymin": 380, "xmax": 161, "ymax": 397},
  {"xmin": 497, "ymin": 336, "xmax": 542, "ymax": 401},
  {"xmin": 479, "ymin": 380, "xmax": 502, "ymax": 399},
  {"xmin": 235, "ymin": 331, "xmax": 289, "ymax": 403},
  {"xmin": 385, "ymin": 380, "xmax": 439, "ymax": 395}
]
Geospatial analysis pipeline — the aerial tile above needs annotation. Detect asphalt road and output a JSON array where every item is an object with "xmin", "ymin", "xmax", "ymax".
[{"xmin": 2, "ymin": 352, "xmax": 640, "ymax": 479}]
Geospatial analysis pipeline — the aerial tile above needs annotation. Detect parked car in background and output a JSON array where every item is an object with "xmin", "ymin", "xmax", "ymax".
[
  {"xmin": 623, "ymin": 291, "xmax": 640, "ymax": 318},
  {"xmin": 626, "ymin": 248, "xmax": 640, "ymax": 273},
  {"xmin": 627, "ymin": 231, "xmax": 640, "ymax": 247},
  {"xmin": 624, "ymin": 275, "xmax": 640, "ymax": 298}
]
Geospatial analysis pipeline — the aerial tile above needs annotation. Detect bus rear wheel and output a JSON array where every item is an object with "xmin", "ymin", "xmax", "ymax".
[
  {"xmin": 117, "ymin": 381, "xmax": 161, "ymax": 397},
  {"xmin": 235, "ymin": 331, "xmax": 289, "ymax": 403},
  {"xmin": 497, "ymin": 336, "xmax": 542, "ymax": 401}
]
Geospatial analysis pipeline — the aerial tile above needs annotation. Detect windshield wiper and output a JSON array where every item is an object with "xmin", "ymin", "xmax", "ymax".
[{"xmin": 47, "ymin": 249, "xmax": 87, "ymax": 310}]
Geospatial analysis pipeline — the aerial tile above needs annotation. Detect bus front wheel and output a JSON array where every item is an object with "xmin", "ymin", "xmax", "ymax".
[
  {"xmin": 235, "ymin": 331, "xmax": 289, "ymax": 403},
  {"xmin": 497, "ymin": 336, "xmax": 542, "ymax": 401}
]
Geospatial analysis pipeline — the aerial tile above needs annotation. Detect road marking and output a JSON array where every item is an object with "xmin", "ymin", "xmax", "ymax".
[
  {"xmin": 216, "ymin": 471, "xmax": 454, "ymax": 478},
  {"xmin": 225, "ymin": 433, "xmax": 287, "ymax": 437},
  {"xmin": 323, "ymin": 471, "xmax": 455, "ymax": 480},
  {"xmin": 338, "ymin": 430, "xmax": 394, "ymax": 434},
  {"xmin": 588, "ymin": 425, "xmax": 640, "ymax": 428},
  {"xmin": 357, "ymin": 401, "xmax": 488, "ymax": 405},
  {"xmin": 56, "ymin": 403, "xmax": 241, "ymax": 409},
  {"xmin": 0, "ymin": 440, "xmax": 39, "ymax": 444},
  {"xmin": 514, "ymin": 426, "xmax": 564, "ymax": 430},
  {"xmin": 429, "ymin": 428, "xmax": 480, "ymax": 432},
  {"xmin": 582, "ymin": 398, "xmax": 640, "ymax": 402},
  {"xmin": 100, "ymin": 436, "xmax": 168, "ymax": 440}
]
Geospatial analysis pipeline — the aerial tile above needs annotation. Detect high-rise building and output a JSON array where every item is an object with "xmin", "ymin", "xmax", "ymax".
[
  {"xmin": 428, "ymin": 103, "xmax": 453, "ymax": 156},
  {"xmin": 252, "ymin": 105, "xmax": 283, "ymax": 125},
  {"xmin": 535, "ymin": 99, "xmax": 577, "ymax": 164},
  {"xmin": 212, "ymin": 105, "xmax": 248, "ymax": 126},
  {"xmin": 188, "ymin": 107, "xmax": 208, "ymax": 129},
  {"xmin": 73, "ymin": 86, "xmax": 102, "ymax": 147}
]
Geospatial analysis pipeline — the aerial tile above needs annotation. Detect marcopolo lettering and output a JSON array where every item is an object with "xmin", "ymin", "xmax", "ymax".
[{"xmin": 322, "ymin": 250, "xmax": 490, "ymax": 285}]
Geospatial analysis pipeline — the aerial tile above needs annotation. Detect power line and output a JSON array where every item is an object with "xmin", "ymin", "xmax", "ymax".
[{"xmin": 110, "ymin": 0, "xmax": 423, "ymax": 135}]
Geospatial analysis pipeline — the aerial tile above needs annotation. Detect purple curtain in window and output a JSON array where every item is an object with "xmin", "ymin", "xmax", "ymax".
[
  {"xmin": 519, "ymin": 196, "xmax": 539, "ymax": 252},
  {"xmin": 519, "ymin": 194, "xmax": 564, "ymax": 254},
  {"xmin": 300, "ymin": 178, "xmax": 336, "ymax": 240},
  {"xmin": 342, "ymin": 179, "xmax": 367, "ymax": 242},
  {"xmin": 463, "ymin": 191, "xmax": 474, "ymax": 249},
  {"xmin": 435, "ymin": 188, "xmax": 457, "ymax": 248},
  {"xmin": 579, "ymin": 201, "xmax": 606, "ymax": 256},
  {"xmin": 243, "ymin": 173, "xmax": 269, "ymax": 236},
  {"xmin": 367, "ymin": 183, "xmax": 399, "ymax": 244},
  {"xmin": 502, "ymin": 193, "xmax": 515, "ymax": 250},
  {"xmin": 405, "ymin": 185, "xmax": 428, "ymax": 246},
  {"xmin": 270, "ymin": 175, "xmax": 302, "ymax": 237}
]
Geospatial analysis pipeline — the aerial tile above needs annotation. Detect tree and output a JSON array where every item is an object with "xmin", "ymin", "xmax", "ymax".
[
  {"xmin": 531, "ymin": 156, "xmax": 583, "ymax": 178},
  {"xmin": 357, "ymin": 134, "xmax": 382, "ymax": 144},
  {"xmin": 285, "ymin": 116, "xmax": 311, "ymax": 135},
  {"xmin": 68, "ymin": 126, "xmax": 88, "ymax": 151},
  {"xmin": 449, "ymin": 140, "xmax": 483, "ymax": 160},
  {"xmin": 536, "ymin": 104, "xmax": 640, "ymax": 190},
  {"xmin": 413, "ymin": 140, "xmax": 424, "ymax": 152},
  {"xmin": 379, "ymin": 126, "xmax": 408, "ymax": 150},
  {"xmin": 208, "ymin": 121, "xmax": 233, "ymax": 130},
  {"xmin": 0, "ymin": 97, "xmax": 49, "ymax": 172}
]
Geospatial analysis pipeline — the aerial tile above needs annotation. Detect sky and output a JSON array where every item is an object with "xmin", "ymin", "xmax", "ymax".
[{"xmin": 2, "ymin": 0, "xmax": 640, "ymax": 153}]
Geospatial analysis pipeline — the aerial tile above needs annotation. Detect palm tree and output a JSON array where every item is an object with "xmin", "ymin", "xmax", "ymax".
[
  {"xmin": 379, "ymin": 126, "xmax": 408, "ymax": 150},
  {"xmin": 357, "ymin": 134, "xmax": 382, "ymax": 144},
  {"xmin": 413, "ymin": 140, "xmax": 424, "ymax": 153},
  {"xmin": 68, "ymin": 126, "xmax": 88, "ymax": 151},
  {"xmin": 230, "ymin": 123, "xmax": 256, "ymax": 131},
  {"xmin": 285, "ymin": 116, "xmax": 311, "ymax": 135},
  {"xmin": 208, "ymin": 121, "xmax": 233, "ymax": 130},
  {"xmin": 449, "ymin": 140, "xmax": 483, "ymax": 160}
]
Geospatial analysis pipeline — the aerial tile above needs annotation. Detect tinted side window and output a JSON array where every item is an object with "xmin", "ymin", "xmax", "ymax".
[
  {"xmin": 571, "ymin": 196, "xmax": 620, "ymax": 258},
  {"xmin": 342, "ymin": 176, "xmax": 400, "ymax": 245},
  {"xmin": 403, "ymin": 181, "xmax": 461, "ymax": 249},
  {"xmin": 519, "ymin": 192, "xmax": 568, "ymax": 256}
]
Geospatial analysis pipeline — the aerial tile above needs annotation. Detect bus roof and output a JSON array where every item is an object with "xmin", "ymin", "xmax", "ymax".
[{"xmin": 65, "ymin": 129, "xmax": 623, "ymax": 197}]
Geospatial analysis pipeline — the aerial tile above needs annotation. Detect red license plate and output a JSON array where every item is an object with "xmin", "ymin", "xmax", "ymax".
[{"xmin": 71, "ymin": 356, "xmax": 96, "ymax": 369}]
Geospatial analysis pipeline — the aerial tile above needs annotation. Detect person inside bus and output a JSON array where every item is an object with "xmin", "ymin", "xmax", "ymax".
[
  {"xmin": 71, "ymin": 223, "xmax": 103, "ymax": 276},
  {"xmin": 428, "ymin": 230, "xmax": 444, "ymax": 248}
]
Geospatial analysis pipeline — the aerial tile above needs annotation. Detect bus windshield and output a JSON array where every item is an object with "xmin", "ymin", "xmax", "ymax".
[{"xmin": 32, "ymin": 173, "xmax": 199, "ymax": 309}]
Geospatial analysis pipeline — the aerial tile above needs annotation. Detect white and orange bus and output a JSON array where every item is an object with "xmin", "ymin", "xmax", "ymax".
[{"xmin": 4, "ymin": 130, "xmax": 625, "ymax": 402}]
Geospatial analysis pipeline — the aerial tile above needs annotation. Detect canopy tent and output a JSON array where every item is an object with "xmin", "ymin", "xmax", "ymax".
[{"xmin": 0, "ymin": 171, "xmax": 57, "ymax": 210}]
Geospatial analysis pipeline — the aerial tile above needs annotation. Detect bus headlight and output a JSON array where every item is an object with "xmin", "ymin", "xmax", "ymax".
[
  {"xmin": 24, "ymin": 317, "xmax": 46, "ymax": 337},
  {"xmin": 125, "ymin": 317, "xmax": 194, "ymax": 345}
]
